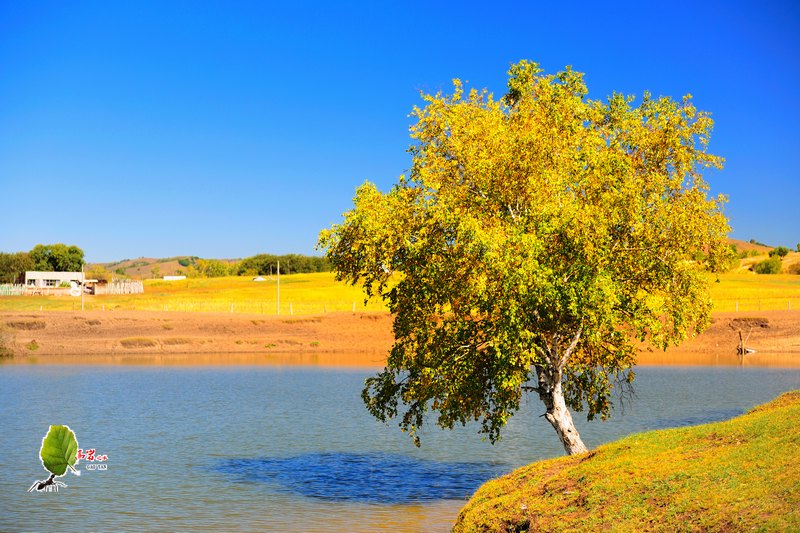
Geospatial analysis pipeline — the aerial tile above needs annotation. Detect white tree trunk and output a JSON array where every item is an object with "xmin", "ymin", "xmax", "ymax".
[{"xmin": 537, "ymin": 368, "xmax": 589, "ymax": 455}]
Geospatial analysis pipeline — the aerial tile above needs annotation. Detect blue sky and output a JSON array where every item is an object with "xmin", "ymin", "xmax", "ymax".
[{"xmin": 1, "ymin": 1, "xmax": 798, "ymax": 262}]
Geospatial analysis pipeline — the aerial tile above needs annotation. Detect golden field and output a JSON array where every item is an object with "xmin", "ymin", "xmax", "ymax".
[
  {"xmin": 1, "ymin": 267, "xmax": 799, "ymax": 316},
  {"xmin": 0, "ymin": 273, "xmax": 386, "ymax": 315}
]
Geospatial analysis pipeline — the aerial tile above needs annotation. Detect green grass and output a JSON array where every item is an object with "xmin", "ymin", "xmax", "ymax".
[{"xmin": 454, "ymin": 391, "xmax": 800, "ymax": 532}]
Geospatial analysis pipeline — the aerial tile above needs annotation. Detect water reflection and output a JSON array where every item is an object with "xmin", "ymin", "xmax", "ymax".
[
  {"xmin": 4, "ymin": 351, "xmax": 388, "ymax": 368},
  {"xmin": 636, "ymin": 351, "xmax": 800, "ymax": 368},
  {"xmin": 7, "ymin": 350, "xmax": 800, "ymax": 368},
  {"xmin": 1, "ymin": 361, "xmax": 798, "ymax": 532},
  {"xmin": 217, "ymin": 452, "xmax": 506, "ymax": 503},
  {"xmin": 646, "ymin": 407, "xmax": 745, "ymax": 430}
]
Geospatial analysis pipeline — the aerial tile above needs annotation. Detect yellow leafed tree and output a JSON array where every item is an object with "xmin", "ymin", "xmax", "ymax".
[{"xmin": 319, "ymin": 60, "xmax": 730, "ymax": 454}]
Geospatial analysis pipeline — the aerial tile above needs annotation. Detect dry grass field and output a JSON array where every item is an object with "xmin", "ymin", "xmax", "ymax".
[
  {"xmin": 0, "ymin": 273, "xmax": 387, "ymax": 315},
  {"xmin": 1, "ymin": 263, "xmax": 799, "ymax": 316}
]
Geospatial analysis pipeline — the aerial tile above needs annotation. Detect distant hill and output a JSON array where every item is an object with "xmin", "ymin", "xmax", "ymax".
[
  {"xmin": 727, "ymin": 238, "xmax": 772, "ymax": 254},
  {"xmin": 91, "ymin": 256, "xmax": 238, "ymax": 279}
]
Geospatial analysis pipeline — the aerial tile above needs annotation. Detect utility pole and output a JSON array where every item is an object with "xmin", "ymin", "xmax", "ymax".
[{"xmin": 276, "ymin": 260, "xmax": 280, "ymax": 315}]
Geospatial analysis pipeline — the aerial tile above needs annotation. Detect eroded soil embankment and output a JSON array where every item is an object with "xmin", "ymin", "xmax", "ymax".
[
  {"xmin": 0, "ymin": 310, "xmax": 394, "ymax": 362},
  {"xmin": 2, "ymin": 309, "xmax": 799, "ymax": 365}
]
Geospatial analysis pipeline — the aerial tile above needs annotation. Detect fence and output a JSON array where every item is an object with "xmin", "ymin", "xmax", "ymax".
[
  {"xmin": 711, "ymin": 298, "xmax": 798, "ymax": 313},
  {"xmin": 102, "ymin": 280, "xmax": 145, "ymax": 295},
  {"xmin": 0, "ymin": 284, "xmax": 24, "ymax": 296}
]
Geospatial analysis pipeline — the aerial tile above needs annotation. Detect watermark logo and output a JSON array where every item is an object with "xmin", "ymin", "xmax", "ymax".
[{"xmin": 27, "ymin": 425, "xmax": 108, "ymax": 493}]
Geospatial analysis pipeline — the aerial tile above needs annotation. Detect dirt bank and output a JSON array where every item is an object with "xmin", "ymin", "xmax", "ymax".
[
  {"xmin": 0, "ymin": 310, "xmax": 394, "ymax": 365},
  {"xmin": 660, "ymin": 310, "xmax": 800, "ymax": 354},
  {"xmin": 2, "ymin": 309, "xmax": 799, "ymax": 366}
]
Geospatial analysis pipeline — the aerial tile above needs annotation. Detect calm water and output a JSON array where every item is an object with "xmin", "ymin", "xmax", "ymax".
[{"xmin": 1, "ymin": 361, "xmax": 799, "ymax": 532}]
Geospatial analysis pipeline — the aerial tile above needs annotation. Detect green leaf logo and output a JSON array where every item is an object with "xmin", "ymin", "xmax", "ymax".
[{"xmin": 40, "ymin": 425, "xmax": 79, "ymax": 476}]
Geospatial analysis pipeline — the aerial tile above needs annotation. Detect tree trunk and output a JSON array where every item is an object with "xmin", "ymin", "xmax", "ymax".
[{"xmin": 538, "ymin": 373, "xmax": 589, "ymax": 455}]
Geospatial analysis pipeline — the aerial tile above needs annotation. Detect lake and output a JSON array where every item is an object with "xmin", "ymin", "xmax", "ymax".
[{"xmin": 1, "ymin": 358, "xmax": 799, "ymax": 532}]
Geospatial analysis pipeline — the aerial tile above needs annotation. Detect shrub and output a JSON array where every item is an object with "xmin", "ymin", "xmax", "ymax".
[
  {"xmin": 769, "ymin": 246, "xmax": 790, "ymax": 258},
  {"xmin": 753, "ymin": 257, "xmax": 782, "ymax": 274}
]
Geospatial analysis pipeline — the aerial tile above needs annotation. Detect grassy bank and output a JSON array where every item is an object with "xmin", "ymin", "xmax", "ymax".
[
  {"xmin": 454, "ymin": 391, "xmax": 800, "ymax": 532},
  {"xmin": 1, "ymin": 271, "xmax": 799, "ymax": 316}
]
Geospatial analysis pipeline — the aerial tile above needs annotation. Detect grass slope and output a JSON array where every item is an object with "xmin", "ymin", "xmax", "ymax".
[{"xmin": 454, "ymin": 391, "xmax": 800, "ymax": 532}]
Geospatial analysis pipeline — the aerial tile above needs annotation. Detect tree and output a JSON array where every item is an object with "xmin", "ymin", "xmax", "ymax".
[
  {"xmin": 234, "ymin": 254, "xmax": 331, "ymax": 276},
  {"xmin": 769, "ymin": 246, "xmax": 789, "ymax": 258},
  {"xmin": 319, "ymin": 61, "xmax": 730, "ymax": 455},
  {"xmin": 0, "ymin": 252, "xmax": 33, "ymax": 283},
  {"xmin": 86, "ymin": 264, "xmax": 112, "ymax": 282},
  {"xmin": 29, "ymin": 244, "xmax": 84, "ymax": 272},
  {"xmin": 754, "ymin": 257, "xmax": 782, "ymax": 274}
]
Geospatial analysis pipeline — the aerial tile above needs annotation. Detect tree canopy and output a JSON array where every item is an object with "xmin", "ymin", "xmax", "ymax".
[
  {"xmin": 234, "ymin": 254, "xmax": 330, "ymax": 276},
  {"xmin": 319, "ymin": 60, "xmax": 729, "ymax": 454},
  {"xmin": 29, "ymin": 243, "xmax": 85, "ymax": 272},
  {"xmin": 0, "ymin": 252, "xmax": 33, "ymax": 283}
]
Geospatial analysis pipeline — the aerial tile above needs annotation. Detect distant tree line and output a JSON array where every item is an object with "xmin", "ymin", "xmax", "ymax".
[
  {"xmin": 234, "ymin": 254, "xmax": 331, "ymax": 276},
  {"xmin": 0, "ymin": 244, "xmax": 85, "ymax": 283},
  {"xmin": 169, "ymin": 254, "xmax": 329, "ymax": 278}
]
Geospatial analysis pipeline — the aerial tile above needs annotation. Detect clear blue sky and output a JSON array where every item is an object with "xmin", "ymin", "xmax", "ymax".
[{"xmin": 1, "ymin": 1, "xmax": 798, "ymax": 262}]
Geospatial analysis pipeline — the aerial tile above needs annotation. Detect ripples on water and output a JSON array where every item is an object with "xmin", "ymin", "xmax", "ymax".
[
  {"xmin": 647, "ymin": 407, "xmax": 746, "ymax": 430},
  {"xmin": 1, "ymin": 363, "xmax": 799, "ymax": 531},
  {"xmin": 217, "ymin": 452, "xmax": 507, "ymax": 503}
]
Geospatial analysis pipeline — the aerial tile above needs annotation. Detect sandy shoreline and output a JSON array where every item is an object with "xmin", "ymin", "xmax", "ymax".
[{"xmin": 2, "ymin": 309, "xmax": 800, "ymax": 367}]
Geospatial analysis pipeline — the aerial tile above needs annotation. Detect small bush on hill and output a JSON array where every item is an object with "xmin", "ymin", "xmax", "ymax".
[
  {"xmin": 753, "ymin": 256, "xmax": 782, "ymax": 274},
  {"xmin": 769, "ymin": 246, "xmax": 790, "ymax": 258}
]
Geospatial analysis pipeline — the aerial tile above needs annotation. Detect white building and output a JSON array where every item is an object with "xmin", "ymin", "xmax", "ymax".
[{"xmin": 24, "ymin": 271, "xmax": 85, "ymax": 288}]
